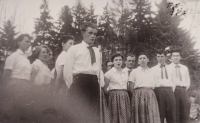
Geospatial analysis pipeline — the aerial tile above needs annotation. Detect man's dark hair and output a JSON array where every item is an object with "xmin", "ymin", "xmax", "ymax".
[
  {"xmin": 111, "ymin": 53, "xmax": 124, "ymax": 62},
  {"xmin": 81, "ymin": 23, "xmax": 98, "ymax": 33},
  {"xmin": 156, "ymin": 49, "xmax": 167, "ymax": 56},
  {"xmin": 170, "ymin": 48, "xmax": 182, "ymax": 56},
  {"xmin": 125, "ymin": 54, "xmax": 135, "ymax": 61},
  {"xmin": 59, "ymin": 35, "xmax": 74, "ymax": 49},
  {"xmin": 138, "ymin": 52, "xmax": 149, "ymax": 59}
]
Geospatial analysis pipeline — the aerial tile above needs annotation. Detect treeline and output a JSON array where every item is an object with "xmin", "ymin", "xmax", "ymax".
[{"xmin": 0, "ymin": 0, "xmax": 199, "ymax": 89}]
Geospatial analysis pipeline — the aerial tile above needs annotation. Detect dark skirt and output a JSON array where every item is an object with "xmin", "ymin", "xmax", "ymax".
[
  {"xmin": 108, "ymin": 89, "xmax": 131, "ymax": 123},
  {"xmin": 0, "ymin": 78, "xmax": 33, "ymax": 122},
  {"xmin": 131, "ymin": 88, "xmax": 160, "ymax": 123},
  {"xmin": 67, "ymin": 74, "xmax": 100, "ymax": 123}
]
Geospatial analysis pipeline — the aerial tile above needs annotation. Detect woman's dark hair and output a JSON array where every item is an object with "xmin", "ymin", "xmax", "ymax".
[
  {"xmin": 111, "ymin": 53, "xmax": 124, "ymax": 62},
  {"xmin": 32, "ymin": 45, "xmax": 50, "ymax": 60},
  {"xmin": 14, "ymin": 34, "xmax": 32, "ymax": 51},
  {"xmin": 59, "ymin": 35, "xmax": 74, "ymax": 49}
]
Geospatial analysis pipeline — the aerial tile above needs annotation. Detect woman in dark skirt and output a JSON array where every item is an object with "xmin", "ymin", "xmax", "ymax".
[
  {"xmin": 103, "ymin": 53, "xmax": 131, "ymax": 123},
  {"xmin": 0, "ymin": 34, "xmax": 32, "ymax": 122},
  {"xmin": 129, "ymin": 53, "xmax": 160, "ymax": 123}
]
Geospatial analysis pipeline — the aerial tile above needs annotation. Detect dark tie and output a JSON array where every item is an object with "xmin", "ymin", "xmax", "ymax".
[
  {"xmin": 160, "ymin": 64, "xmax": 168, "ymax": 79},
  {"xmin": 176, "ymin": 65, "xmax": 182, "ymax": 81},
  {"xmin": 88, "ymin": 46, "xmax": 96, "ymax": 65}
]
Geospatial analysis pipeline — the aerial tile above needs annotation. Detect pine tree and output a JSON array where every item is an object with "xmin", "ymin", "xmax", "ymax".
[
  {"xmin": 85, "ymin": 3, "xmax": 97, "ymax": 24},
  {"xmin": 33, "ymin": 0, "xmax": 55, "ymax": 47},
  {"xmin": 58, "ymin": 5, "xmax": 74, "ymax": 35},
  {"xmin": 0, "ymin": 20, "xmax": 18, "ymax": 59}
]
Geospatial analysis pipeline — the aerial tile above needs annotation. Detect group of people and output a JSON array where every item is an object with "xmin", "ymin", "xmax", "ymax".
[{"xmin": 0, "ymin": 22, "xmax": 193, "ymax": 123}]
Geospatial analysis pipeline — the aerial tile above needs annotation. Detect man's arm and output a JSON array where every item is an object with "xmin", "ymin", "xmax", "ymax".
[
  {"xmin": 185, "ymin": 67, "xmax": 190, "ymax": 90},
  {"xmin": 1, "ymin": 69, "xmax": 12, "ymax": 85}
]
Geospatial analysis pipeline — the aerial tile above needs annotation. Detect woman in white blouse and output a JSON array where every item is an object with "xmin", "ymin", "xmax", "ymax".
[
  {"xmin": 30, "ymin": 45, "xmax": 54, "ymax": 121},
  {"xmin": 1, "ymin": 34, "xmax": 32, "ymax": 122},
  {"xmin": 129, "ymin": 53, "xmax": 160, "ymax": 123},
  {"xmin": 103, "ymin": 53, "xmax": 131, "ymax": 123}
]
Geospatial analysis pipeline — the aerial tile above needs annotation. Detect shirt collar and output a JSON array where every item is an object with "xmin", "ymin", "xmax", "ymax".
[
  {"xmin": 171, "ymin": 62, "xmax": 181, "ymax": 67},
  {"xmin": 111, "ymin": 67, "xmax": 125, "ymax": 73},
  {"xmin": 138, "ymin": 66, "xmax": 150, "ymax": 72},
  {"xmin": 16, "ymin": 49, "xmax": 25, "ymax": 55},
  {"xmin": 81, "ymin": 41, "xmax": 90, "ymax": 47}
]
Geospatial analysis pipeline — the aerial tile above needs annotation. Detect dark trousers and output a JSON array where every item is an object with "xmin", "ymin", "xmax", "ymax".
[
  {"xmin": 154, "ymin": 87, "xmax": 176, "ymax": 123},
  {"xmin": 174, "ymin": 86, "xmax": 190, "ymax": 123},
  {"xmin": 68, "ymin": 74, "xmax": 100, "ymax": 123}
]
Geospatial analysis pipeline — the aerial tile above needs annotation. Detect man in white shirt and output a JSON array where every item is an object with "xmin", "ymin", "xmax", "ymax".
[
  {"xmin": 123, "ymin": 54, "xmax": 135, "ymax": 95},
  {"xmin": 151, "ymin": 49, "xmax": 176, "ymax": 123},
  {"xmin": 168, "ymin": 49, "xmax": 190, "ymax": 123},
  {"xmin": 63, "ymin": 23, "xmax": 100, "ymax": 123}
]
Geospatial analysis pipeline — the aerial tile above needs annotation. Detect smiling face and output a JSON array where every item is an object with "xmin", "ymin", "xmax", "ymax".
[
  {"xmin": 113, "ymin": 56, "xmax": 123, "ymax": 69},
  {"xmin": 157, "ymin": 53, "xmax": 166, "ymax": 65},
  {"xmin": 107, "ymin": 61, "xmax": 113, "ymax": 71},
  {"xmin": 138, "ymin": 55, "xmax": 149, "ymax": 67},
  {"xmin": 63, "ymin": 39, "xmax": 74, "ymax": 51},
  {"xmin": 38, "ymin": 47, "xmax": 48, "ymax": 62},
  {"xmin": 171, "ymin": 52, "xmax": 181, "ymax": 64},
  {"xmin": 82, "ymin": 27, "xmax": 97, "ymax": 45}
]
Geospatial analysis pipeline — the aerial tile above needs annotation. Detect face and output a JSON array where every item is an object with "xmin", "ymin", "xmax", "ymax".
[
  {"xmin": 48, "ymin": 51, "xmax": 53, "ymax": 60},
  {"xmin": 38, "ymin": 47, "xmax": 48, "ymax": 62},
  {"xmin": 63, "ymin": 39, "xmax": 74, "ymax": 51},
  {"xmin": 157, "ymin": 53, "xmax": 166, "ymax": 65},
  {"xmin": 82, "ymin": 27, "xmax": 97, "ymax": 45},
  {"xmin": 171, "ymin": 52, "xmax": 181, "ymax": 64},
  {"xmin": 18, "ymin": 36, "xmax": 31, "ymax": 52},
  {"xmin": 125, "ymin": 56, "xmax": 135, "ymax": 69},
  {"xmin": 138, "ymin": 55, "xmax": 149, "ymax": 67},
  {"xmin": 107, "ymin": 62, "xmax": 113, "ymax": 71},
  {"xmin": 113, "ymin": 56, "xmax": 123, "ymax": 68},
  {"xmin": 190, "ymin": 97, "xmax": 196, "ymax": 103}
]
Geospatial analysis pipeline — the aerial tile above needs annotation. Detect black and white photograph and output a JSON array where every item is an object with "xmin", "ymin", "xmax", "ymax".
[{"xmin": 0, "ymin": 0, "xmax": 200, "ymax": 123}]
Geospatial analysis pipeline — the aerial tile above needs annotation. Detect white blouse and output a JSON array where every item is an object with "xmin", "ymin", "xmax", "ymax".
[
  {"xmin": 32, "ymin": 59, "xmax": 51, "ymax": 85},
  {"xmin": 129, "ymin": 66, "xmax": 156, "ymax": 89},
  {"xmin": 4, "ymin": 49, "xmax": 31, "ymax": 81},
  {"xmin": 105, "ymin": 67, "xmax": 128, "ymax": 90}
]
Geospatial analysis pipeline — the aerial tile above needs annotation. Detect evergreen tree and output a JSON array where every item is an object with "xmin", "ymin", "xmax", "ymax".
[
  {"xmin": 85, "ymin": 3, "xmax": 97, "ymax": 24},
  {"xmin": 72, "ymin": 0, "xmax": 87, "ymax": 43},
  {"xmin": 0, "ymin": 20, "xmax": 18, "ymax": 59},
  {"xmin": 58, "ymin": 5, "xmax": 74, "ymax": 35},
  {"xmin": 33, "ymin": 0, "xmax": 55, "ymax": 47}
]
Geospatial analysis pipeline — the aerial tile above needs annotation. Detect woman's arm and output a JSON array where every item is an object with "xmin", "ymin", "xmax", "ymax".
[
  {"xmin": 30, "ymin": 66, "xmax": 38, "ymax": 83},
  {"xmin": 55, "ymin": 65, "xmax": 67, "ymax": 93},
  {"xmin": 103, "ymin": 76, "xmax": 110, "ymax": 94}
]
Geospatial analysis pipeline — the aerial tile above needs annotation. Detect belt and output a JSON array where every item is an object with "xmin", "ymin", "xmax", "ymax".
[
  {"xmin": 135, "ymin": 87, "xmax": 153, "ymax": 90},
  {"xmin": 155, "ymin": 87, "xmax": 172, "ymax": 89},
  {"xmin": 73, "ymin": 73, "xmax": 97, "ymax": 79},
  {"xmin": 176, "ymin": 86, "xmax": 186, "ymax": 89}
]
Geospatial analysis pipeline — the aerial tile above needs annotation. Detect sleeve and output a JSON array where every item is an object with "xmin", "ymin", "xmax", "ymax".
[
  {"xmin": 129, "ymin": 70, "xmax": 136, "ymax": 83},
  {"xmin": 63, "ymin": 47, "xmax": 75, "ymax": 88},
  {"xmin": 185, "ymin": 67, "xmax": 190, "ymax": 90},
  {"xmin": 4, "ymin": 54, "xmax": 16, "ymax": 70},
  {"xmin": 57, "ymin": 54, "xmax": 67, "ymax": 67},
  {"xmin": 104, "ymin": 71, "xmax": 111, "ymax": 80}
]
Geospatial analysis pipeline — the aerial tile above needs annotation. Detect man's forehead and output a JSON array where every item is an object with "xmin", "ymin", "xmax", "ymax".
[
  {"xmin": 172, "ymin": 52, "xmax": 180, "ymax": 55},
  {"xmin": 127, "ymin": 56, "xmax": 135, "ymax": 60},
  {"xmin": 86, "ymin": 27, "xmax": 97, "ymax": 32}
]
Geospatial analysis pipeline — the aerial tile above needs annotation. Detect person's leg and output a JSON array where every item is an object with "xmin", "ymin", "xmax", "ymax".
[
  {"xmin": 180, "ymin": 88, "xmax": 190, "ymax": 123},
  {"xmin": 165, "ymin": 88, "xmax": 176, "ymax": 123},
  {"xmin": 154, "ymin": 88, "xmax": 166, "ymax": 123},
  {"xmin": 174, "ymin": 88, "xmax": 181, "ymax": 123}
]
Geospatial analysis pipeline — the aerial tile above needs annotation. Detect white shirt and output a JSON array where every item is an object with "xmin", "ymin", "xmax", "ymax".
[
  {"xmin": 4, "ymin": 49, "xmax": 31, "ymax": 80},
  {"xmin": 63, "ymin": 41, "xmax": 101, "ymax": 88},
  {"xmin": 151, "ymin": 64, "xmax": 174, "ymax": 88},
  {"xmin": 32, "ymin": 59, "xmax": 51, "ymax": 85},
  {"xmin": 129, "ymin": 66, "xmax": 156, "ymax": 89},
  {"xmin": 105, "ymin": 67, "xmax": 128, "ymax": 90},
  {"xmin": 55, "ymin": 51, "xmax": 68, "ymax": 72},
  {"xmin": 168, "ymin": 63, "xmax": 190, "ymax": 90}
]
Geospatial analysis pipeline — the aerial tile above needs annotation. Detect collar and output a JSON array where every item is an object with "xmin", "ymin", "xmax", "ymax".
[
  {"xmin": 81, "ymin": 41, "xmax": 90, "ymax": 47},
  {"xmin": 138, "ymin": 66, "xmax": 150, "ymax": 72},
  {"xmin": 171, "ymin": 62, "xmax": 181, "ymax": 67},
  {"xmin": 123, "ymin": 67, "xmax": 132, "ymax": 72},
  {"xmin": 111, "ymin": 67, "xmax": 125, "ymax": 73},
  {"xmin": 16, "ymin": 49, "xmax": 25, "ymax": 55}
]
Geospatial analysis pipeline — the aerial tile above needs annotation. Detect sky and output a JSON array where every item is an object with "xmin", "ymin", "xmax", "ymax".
[{"xmin": 0, "ymin": 0, "xmax": 199, "ymax": 49}]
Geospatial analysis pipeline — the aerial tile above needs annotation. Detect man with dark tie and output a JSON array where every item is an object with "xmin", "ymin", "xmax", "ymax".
[
  {"xmin": 63, "ymin": 23, "xmax": 100, "ymax": 123},
  {"xmin": 151, "ymin": 49, "xmax": 176, "ymax": 123},
  {"xmin": 168, "ymin": 48, "xmax": 190, "ymax": 123},
  {"xmin": 123, "ymin": 54, "xmax": 135, "ymax": 94}
]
